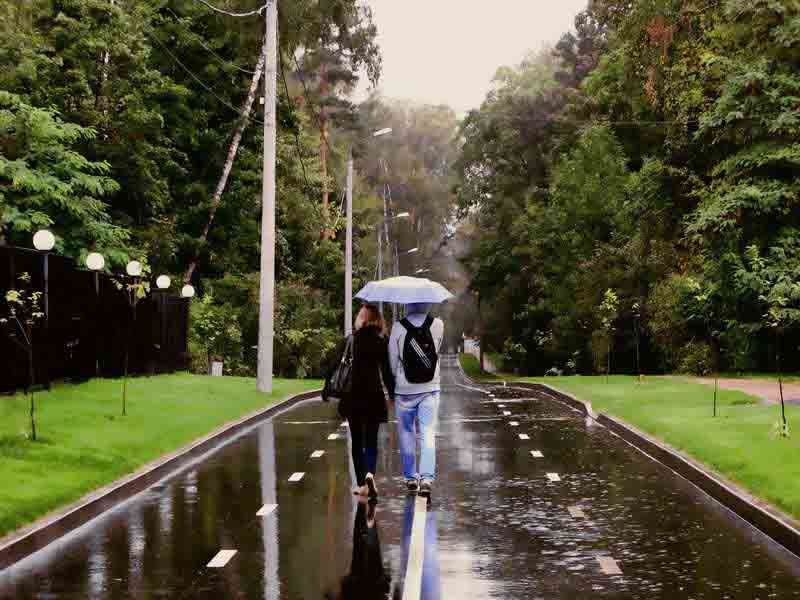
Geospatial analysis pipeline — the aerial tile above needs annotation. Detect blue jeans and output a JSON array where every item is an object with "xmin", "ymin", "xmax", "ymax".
[{"xmin": 395, "ymin": 392, "xmax": 440, "ymax": 481}]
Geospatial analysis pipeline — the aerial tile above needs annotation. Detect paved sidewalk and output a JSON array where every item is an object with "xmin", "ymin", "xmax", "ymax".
[{"xmin": 694, "ymin": 377, "xmax": 800, "ymax": 405}]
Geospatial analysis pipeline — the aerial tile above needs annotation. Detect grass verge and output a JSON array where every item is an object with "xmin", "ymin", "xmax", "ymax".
[
  {"xmin": 520, "ymin": 374, "xmax": 800, "ymax": 521},
  {"xmin": 458, "ymin": 353, "xmax": 500, "ymax": 380},
  {"xmin": 0, "ymin": 374, "xmax": 320, "ymax": 538}
]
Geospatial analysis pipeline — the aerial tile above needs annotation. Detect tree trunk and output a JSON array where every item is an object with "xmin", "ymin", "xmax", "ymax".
[
  {"xmin": 27, "ymin": 346, "xmax": 36, "ymax": 441},
  {"xmin": 319, "ymin": 61, "xmax": 330, "ymax": 238},
  {"xmin": 606, "ymin": 338, "xmax": 611, "ymax": 384},
  {"xmin": 777, "ymin": 335, "xmax": 787, "ymax": 435},
  {"xmin": 184, "ymin": 35, "xmax": 268, "ymax": 284},
  {"xmin": 634, "ymin": 318, "xmax": 641, "ymax": 383}
]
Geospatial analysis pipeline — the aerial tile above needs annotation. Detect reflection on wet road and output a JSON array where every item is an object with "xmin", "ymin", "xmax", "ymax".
[{"xmin": 1, "ymin": 356, "xmax": 799, "ymax": 598}]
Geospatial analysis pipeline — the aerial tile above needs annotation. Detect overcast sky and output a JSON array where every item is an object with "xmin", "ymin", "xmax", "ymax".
[{"xmin": 356, "ymin": 0, "xmax": 589, "ymax": 115}]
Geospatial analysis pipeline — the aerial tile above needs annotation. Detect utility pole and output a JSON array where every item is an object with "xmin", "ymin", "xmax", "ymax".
[
  {"xmin": 344, "ymin": 150, "xmax": 353, "ymax": 336},
  {"xmin": 377, "ymin": 225, "xmax": 384, "ymax": 316},
  {"xmin": 257, "ymin": 0, "xmax": 277, "ymax": 394}
]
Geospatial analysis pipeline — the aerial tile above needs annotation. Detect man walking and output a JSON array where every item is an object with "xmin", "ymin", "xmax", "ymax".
[{"xmin": 389, "ymin": 302, "xmax": 444, "ymax": 497}]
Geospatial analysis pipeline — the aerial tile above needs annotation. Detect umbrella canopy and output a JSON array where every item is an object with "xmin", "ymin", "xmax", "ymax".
[{"xmin": 355, "ymin": 276, "xmax": 454, "ymax": 305}]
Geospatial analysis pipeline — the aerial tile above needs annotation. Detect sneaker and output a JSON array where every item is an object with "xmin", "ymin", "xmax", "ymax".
[
  {"xmin": 419, "ymin": 480, "xmax": 433, "ymax": 497},
  {"xmin": 365, "ymin": 473, "xmax": 378, "ymax": 499},
  {"xmin": 406, "ymin": 479, "xmax": 419, "ymax": 494}
]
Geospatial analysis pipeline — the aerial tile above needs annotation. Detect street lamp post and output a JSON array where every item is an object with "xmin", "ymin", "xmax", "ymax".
[
  {"xmin": 344, "ymin": 127, "xmax": 392, "ymax": 336},
  {"xmin": 33, "ymin": 230, "xmax": 55, "ymax": 388},
  {"xmin": 155, "ymin": 275, "xmax": 171, "ymax": 373},
  {"xmin": 377, "ymin": 211, "xmax": 409, "ymax": 317},
  {"xmin": 86, "ymin": 252, "xmax": 105, "ymax": 376}
]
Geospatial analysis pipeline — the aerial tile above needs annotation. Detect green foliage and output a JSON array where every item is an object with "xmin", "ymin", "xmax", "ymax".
[
  {"xmin": 457, "ymin": 0, "xmax": 800, "ymax": 377},
  {"xmin": 0, "ymin": 92, "xmax": 126, "ymax": 258},
  {"xmin": 189, "ymin": 292, "xmax": 242, "ymax": 369},
  {"xmin": 678, "ymin": 341, "xmax": 713, "ymax": 376}
]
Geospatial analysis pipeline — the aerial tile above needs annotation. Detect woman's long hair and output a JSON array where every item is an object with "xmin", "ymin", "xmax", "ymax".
[{"xmin": 354, "ymin": 304, "xmax": 385, "ymax": 335}]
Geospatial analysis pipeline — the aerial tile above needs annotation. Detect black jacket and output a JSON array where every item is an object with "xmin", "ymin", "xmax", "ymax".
[{"xmin": 326, "ymin": 326, "xmax": 394, "ymax": 423}]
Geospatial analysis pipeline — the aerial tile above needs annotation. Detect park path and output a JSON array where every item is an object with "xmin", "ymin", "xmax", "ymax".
[
  {"xmin": 1, "ymin": 357, "xmax": 799, "ymax": 598},
  {"xmin": 694, "ymin": 376, "xmax": 800, "ymax": 405}
]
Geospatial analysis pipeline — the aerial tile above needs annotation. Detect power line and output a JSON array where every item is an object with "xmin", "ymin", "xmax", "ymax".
[
  {"xmin": 190, "ymin": 0, "xmax": 267, "ymax": 18},
  {"xmin": 278, "ymin": 47, "xmax": 312, "ymax": 192},
  {"xmin": 165, "ymin": 8, "xmax": 257, "ymax": 74},
  {"xmin": 145, "ymin": 27, "xmax": 265, "ymax": 125}
]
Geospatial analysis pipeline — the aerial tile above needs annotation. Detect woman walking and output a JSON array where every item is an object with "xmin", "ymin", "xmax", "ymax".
[{"xmin": 326, "ymin": 304, "xmax": 394, "ymax": 499}]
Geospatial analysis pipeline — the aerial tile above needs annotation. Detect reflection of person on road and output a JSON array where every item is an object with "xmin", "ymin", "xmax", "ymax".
[
  {"xmin": 340, "ymin": 305, "xmax": 395, "ymax": 499},
  {"xmin": 396, "ymin": 496, "xmax": 441, "ymax": 600},
  {"xmin": 329, "ymin": 500, "xmax": 391, "ymax": 600},
  {"xmin": 389, "ymin": 303, "xmax": 444, "ymax": 497}
]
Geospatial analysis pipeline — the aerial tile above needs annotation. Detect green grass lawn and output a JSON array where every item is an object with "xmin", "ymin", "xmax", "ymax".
[
  {"xmin": 0, "ymin": 374, "xmax": 320, "ymax": 538},
  {"xmin": 459, "ymin": 353, "xmax": 501, "ymax": 380},
  {"xmin": 518, "ymin": 374, "xmax": 800, "ymax": 521}
]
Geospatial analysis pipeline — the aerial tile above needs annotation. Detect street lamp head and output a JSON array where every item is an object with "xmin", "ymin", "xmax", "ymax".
[
  {"xmin": 33, "ymin": 229, "xmax": 55, "ymax": 252},
  {"xmin": 181, "ymin": 284, "xmax": 196, "ymax": 299},
  {"xmin": 405, "ymin": 247, "xmax": 419, "ymax": 255},
  {"xmin": 156, "ymin": 275, "xmax": 171, "ymax": 290},
  {"xmin": 126, "ymin": 260, "xmax": 142, "ymax": 277},
  {"xmin": 373, "ymin": 127, "xmax": 393, "ymax": 138},
  {"xmin": 86, "ymin": 252, "xmax": 105, "ymax": 271}
]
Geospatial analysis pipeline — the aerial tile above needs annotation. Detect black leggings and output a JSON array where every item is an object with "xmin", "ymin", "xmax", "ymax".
[{"xmin": 348, "ymin": 420, "xmax": 380, "ymax": 486}]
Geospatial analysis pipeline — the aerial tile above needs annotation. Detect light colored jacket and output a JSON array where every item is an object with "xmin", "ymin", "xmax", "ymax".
[{"xmin": 389, "ymin": 311, "xmax": 444, "ymax": 395}]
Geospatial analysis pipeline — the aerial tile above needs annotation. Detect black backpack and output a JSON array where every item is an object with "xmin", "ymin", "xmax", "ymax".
[{"xmin": 400, "ymin": 316, "xmax": 438, "ymax": 383}]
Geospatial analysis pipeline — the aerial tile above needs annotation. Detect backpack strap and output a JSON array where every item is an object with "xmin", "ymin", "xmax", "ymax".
[{"xmin": 401, "ymin": 315, "xmax": 433, "ymax": 333}]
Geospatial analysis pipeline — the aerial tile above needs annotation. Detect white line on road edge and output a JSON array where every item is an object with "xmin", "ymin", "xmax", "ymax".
[
  {"xmin": 288, "ymin": 472, "xmax": 305, "ymax": 482},
  {"xmin": 310, "ymin": 450, "xmax": 325, "ymax": 458},
  {"xmin": 207, "ymin": 550, "xmax": 237, "ymax": 568},
  {"xmin": 518, "ymin": 433, "xmax": 530, "ymax": 440},
  {"xmin": 509, "ymin": 421, "xmax": 520, "ymax": 427},
  {"xmin": 402, "ymin": 496, "xmax": 429, "ymax": 600},
  {"xmin": 596, "ymin": 556, "xmax": 622, "ymax": 575},
  {"xmin": 567, "ymin": 506, "xmax": 586, "ymax": 518},
  {"xmin": 546, "ymin": 472, "xmax": 561, "ymax": 482},
  {"xmin": 257, "ymin": 504, "xmax": 278, "ymax": 517},
  {"xmin": 531, "ymin": 450, "xmax": 544, "ymax": 458},
  {"xmin": 328, "ymin": 433, "xmax": 340, "ymax": 440}
]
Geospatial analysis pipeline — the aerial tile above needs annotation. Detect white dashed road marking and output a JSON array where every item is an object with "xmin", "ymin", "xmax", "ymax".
[
  {"xmin": 503, "ymin": 411, "xmax": 511, "ymax": 416},
  {"xmin": 546, "ymin": 473, "xmax": 561, "ymax": 482},
  {"xmin": 257, "ymin": 504, "xmax": 278, "ymax": 517},
  {"xmin": 568, "ymin": 506, "xmax": 586, "ymax": 518},
  {"xmin": 207, "ymin": 550, "xmax": 237, "ymax": 568},
  {"xmin": 518, "ymin": 433, "xmax": 530, "ymax": 440},
  {"xmin": 288, "ymin": 472, "xmax": 305, "ymax": 482},
  {"xmin": 310, "ymin": 450, "xmax": 325, "ymax": 458},
  {"xmin": 530, "ymin": 450, "xmax": 544, "ymax": 458},
  {"xmin": 509, "ymin": 421, "xmax": 519, "ymax": 426},
  {"xmin": 401, "ymin": 496, "xmax": 429, "ymax": 600},
  {"xmin": 328, "ymin": 433, "xmax": 340, "ymax": 440},
  {"xmin": 596, "ymin": 556, "xmax": 622, "ymax": 575}
]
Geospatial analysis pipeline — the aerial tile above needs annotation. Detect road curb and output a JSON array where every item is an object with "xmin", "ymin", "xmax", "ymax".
[
  {"xmin": 455, "ymin": 361, "xmax": 800, "ymax": 559},
  {"xmin": 0, "ymin": 387, "xmax": 322, "ymax": 571}
]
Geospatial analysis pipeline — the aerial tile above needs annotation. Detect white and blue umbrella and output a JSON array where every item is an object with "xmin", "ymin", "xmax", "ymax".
[{"xmin": 355, "ymin": 276, "xmax": 454, "ymax": 305}]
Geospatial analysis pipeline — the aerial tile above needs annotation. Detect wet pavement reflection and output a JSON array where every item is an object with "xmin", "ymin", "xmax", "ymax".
[{"xmin": 1, "ymin": 357, "xmax": 799, "ymax": 598}]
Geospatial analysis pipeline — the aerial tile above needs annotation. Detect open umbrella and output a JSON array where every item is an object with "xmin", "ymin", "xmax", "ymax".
[{"xmin": 355, "ymin": 276, "xmax": 454, "ymax": 305}]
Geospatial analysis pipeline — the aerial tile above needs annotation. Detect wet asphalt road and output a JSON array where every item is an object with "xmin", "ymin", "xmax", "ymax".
[{"xmin": 1, "ymin": 356, "xmax": 799, "ymax": 599}]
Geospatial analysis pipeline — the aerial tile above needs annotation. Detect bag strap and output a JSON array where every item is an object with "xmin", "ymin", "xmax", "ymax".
[{"xmin": 342, "ymin": 335, "xmax": 354, "ymax": 362}]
